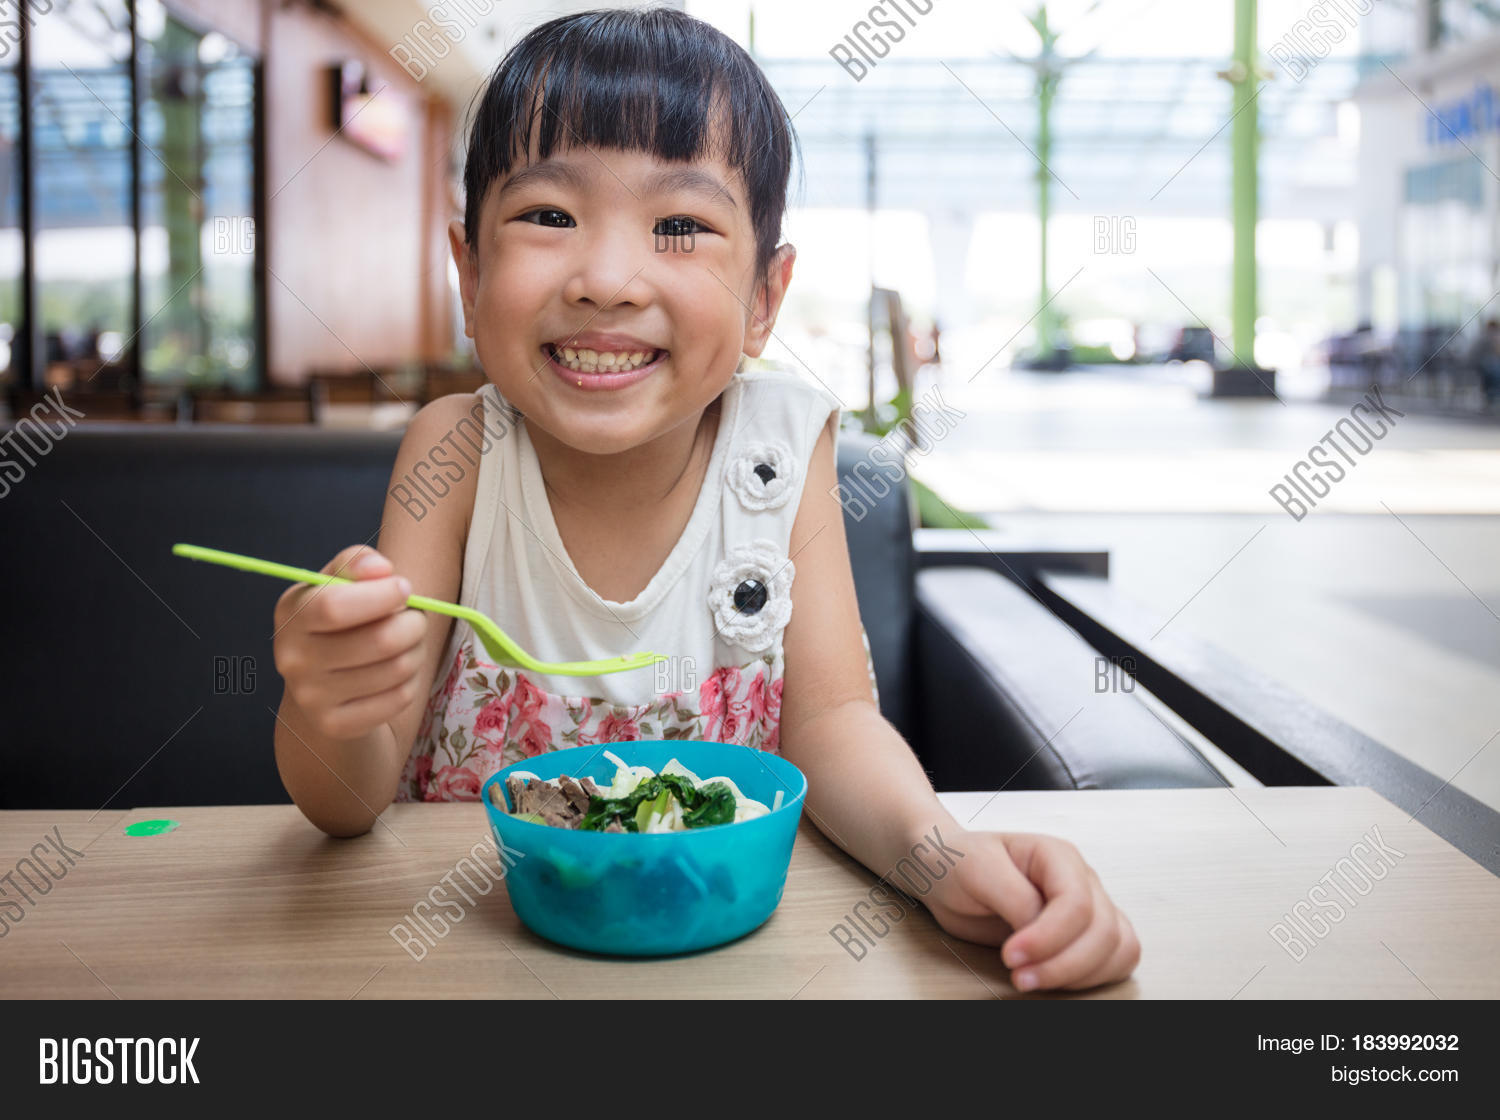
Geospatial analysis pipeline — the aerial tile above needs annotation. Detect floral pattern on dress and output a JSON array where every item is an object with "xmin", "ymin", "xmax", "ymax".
[{"xmin": 398, "ymin": 639, "xmax": 786, "ymax": 802}]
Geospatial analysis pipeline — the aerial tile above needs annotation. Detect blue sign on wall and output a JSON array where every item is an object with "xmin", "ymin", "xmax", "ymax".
[{"xmin": 1426, "ymin": 81, "xmax": 1499, "ymax": 146}]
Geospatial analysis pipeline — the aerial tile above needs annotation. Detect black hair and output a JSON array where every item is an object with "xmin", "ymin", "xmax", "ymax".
[{"xmin": 461, "ymin": 6, "xmax": 800, "ymax": 284}]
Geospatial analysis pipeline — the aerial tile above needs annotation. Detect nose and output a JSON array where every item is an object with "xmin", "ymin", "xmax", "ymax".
[{"xmin": 561, "ymin": 220, "xmax": 654, "ymax": 310}]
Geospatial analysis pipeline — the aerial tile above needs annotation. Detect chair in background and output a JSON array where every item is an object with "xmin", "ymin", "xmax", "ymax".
[
  {"xmin": 191, "ymin": 388, "xmax": 315, "ymax": 424},
  {"xmin": 421, "ymin": 365, "xmax": 488, "ymax": 402},
  {"xmin": 879, "ymin": 288, "xmax": 916, "ymax": 401},
  {"xmin": 43, "ymin": 357, "xmax": 134, "ymax": 392},
  {"xmin": 310, "ymin": 370, "xmax": 419, "ymax": 430},
  {"xmin": 309, "ymin": 370, "xmax": 380, "ymax": 406},
  {"xmin": 6, "ymin": 388, "xmax": 138, "ymax": 423}
]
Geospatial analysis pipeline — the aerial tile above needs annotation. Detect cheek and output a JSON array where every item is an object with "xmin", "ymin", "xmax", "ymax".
[
  {"xmin": 658, "ymin": 272, "xmax": 748, "ymax": 352},
  {"xmin": 471, "ymin": 281, "xmax": 547, "ymax": 362},
  {"xmin": 477, "ymin": 236, "xmax": 554, "ymax": 309},
  {"xmin": 681, "ymin": 309, "xmax": 747, "ymax": 377},
  {"xmin": 478, "ymin": 269, "xmax": 526, "ymax": 319}
]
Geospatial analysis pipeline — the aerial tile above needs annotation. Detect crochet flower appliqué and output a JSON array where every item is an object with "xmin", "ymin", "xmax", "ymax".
[
  {"xmin": 725, "ymin": 440, "xmax": 796, "ymax": 511},
  {"xmin": 708, "ymin": 539, "xmax": 794, "ymax": 653}
]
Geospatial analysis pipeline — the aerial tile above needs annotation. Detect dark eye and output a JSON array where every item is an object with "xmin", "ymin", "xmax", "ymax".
[
  {"xmin": 653, "ymin": 215, "xmax": 703, "ymax": 238},
  {"xmin": 519, "ymin": 208, "xmax": 575, "ymax": 228}
]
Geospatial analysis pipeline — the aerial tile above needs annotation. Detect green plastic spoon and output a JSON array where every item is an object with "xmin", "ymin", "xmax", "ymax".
[{"xmin": 172, "ymin": 543, "xmax": 667, "ymax": 677}]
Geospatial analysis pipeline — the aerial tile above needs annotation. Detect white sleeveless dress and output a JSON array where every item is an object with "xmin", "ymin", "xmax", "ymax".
[{"xmin": 397, "ymin": 366, "xmax": 878, "ymax": 801}]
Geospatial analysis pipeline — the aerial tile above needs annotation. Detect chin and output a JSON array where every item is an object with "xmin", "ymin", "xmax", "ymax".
[{"xmin": 546, "ymin": 414, "xmax": 663, "ymax": 457}]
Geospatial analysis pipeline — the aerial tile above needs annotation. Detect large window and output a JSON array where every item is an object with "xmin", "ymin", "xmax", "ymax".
[
  {"xmin": 32, "ymin": 0, "xmax": 133, "ymax": 389},
  {"xmin": 0, "ymin": 41, "xmax": 19, "ymax": 389},
  {"xmin": 4, "ymin": 0, "xmax": 260, "ymax": 395},
  {"xmin": 1400, "ymin": 157, "xmax": 1492, "ymax": 330},
  {"xmin": 139, "ymin": 1, "xmax": 257, "ymax": 389}
]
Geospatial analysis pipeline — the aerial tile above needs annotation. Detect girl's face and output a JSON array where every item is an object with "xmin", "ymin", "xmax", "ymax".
[{"xmin": 450, "ymin": 141, "xmax": 794, "ymax": 457}]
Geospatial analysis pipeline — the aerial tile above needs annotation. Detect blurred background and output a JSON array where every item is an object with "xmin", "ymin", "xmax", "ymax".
[{"xmin": 2, "ymin": 0, "xmax": 1496, "ymax": 813}]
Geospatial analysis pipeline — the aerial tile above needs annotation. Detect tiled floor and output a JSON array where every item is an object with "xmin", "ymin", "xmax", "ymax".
[{"xmin": 901, "ymin": 362, "xmax": 1500, "ymax": 812}]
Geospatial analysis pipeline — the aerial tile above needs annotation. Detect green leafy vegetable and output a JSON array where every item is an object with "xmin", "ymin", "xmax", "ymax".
[
  {"xmin": 656, "ymin": 772, "xmax": 701, "ymax": 806},
  {"xmin": 635, "ymin": 788, "xmax": 673, "ymax": 833},
  {"xmin": 577, "ymin": 773, "xmax": 739, "ymax": 832},
  {"xmin": 682, "ymin": 782, "xmax": 736, "ymax": 828},
  {"xmin": 578, "ymin": 776, "xmax": 661, "ymax": 832}
]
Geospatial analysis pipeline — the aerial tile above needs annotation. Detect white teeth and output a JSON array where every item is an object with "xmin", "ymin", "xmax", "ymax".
[{"xmin": 549, "ymin": 345, "xmax": 660, "ymax": 374}]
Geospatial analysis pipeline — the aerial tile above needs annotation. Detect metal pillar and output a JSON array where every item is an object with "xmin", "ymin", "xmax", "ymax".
[
  {"xmin": 1032, "ymin": 5, "xmax": 1060, "ymax": 360},
  {"xmin": 1230, "ymin": 0, "xmax": 1258, "ymax": 368}
]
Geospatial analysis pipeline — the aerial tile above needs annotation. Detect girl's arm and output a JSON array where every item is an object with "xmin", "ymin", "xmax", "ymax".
[
  {"xmin": 778, "ymin": 419, "xmax": 1139, "ymax": 991},
  {"xmin": 272, "ymin": 394, "xmax": 479, "ymax": 836},
  {"xmin": 776, "ymin": 417, "xmax": 966, "ymax": 869}
]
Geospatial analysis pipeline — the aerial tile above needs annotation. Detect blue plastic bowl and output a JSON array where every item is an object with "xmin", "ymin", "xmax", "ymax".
[{"xmin": 481, "ymin": 740, "xmax": 807, "ymax": 956}]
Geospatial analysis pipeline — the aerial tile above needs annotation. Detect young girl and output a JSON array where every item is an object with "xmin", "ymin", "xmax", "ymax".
[{"xmin": 271, "ymin": 7, "xmax": 1138, "ymax": 992}]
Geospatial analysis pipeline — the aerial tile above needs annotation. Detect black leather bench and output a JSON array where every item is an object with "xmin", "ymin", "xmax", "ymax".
[{"xmin": 0, "ymin": 424, "xmax": 1221, "ymax": 808}]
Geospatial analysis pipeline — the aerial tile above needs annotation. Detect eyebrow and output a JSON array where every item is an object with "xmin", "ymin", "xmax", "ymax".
[
  {"xmin": 495, "ymin": 160, "xmax": 590, "ymax": 200},
  {"xmin": 642, "ymin": 166, "xmax": 739, "ymax": 211},
  {"xmin": 496, "ymin": 158, "xmax": 739, "ymax": 211}
]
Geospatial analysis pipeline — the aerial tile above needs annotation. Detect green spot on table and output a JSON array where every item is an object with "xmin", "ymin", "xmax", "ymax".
[{"xmin": 124, "ymin": 819, "xmax": 181, "ymax": 837}]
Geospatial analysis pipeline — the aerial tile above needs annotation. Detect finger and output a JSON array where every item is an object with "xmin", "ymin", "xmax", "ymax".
[
  {"xmin": 1012, "ymin": 880, "xmax": 1120, "ymax": 992},
  {"xmin": 1001, "ymin": 838, "xmax": 1094, "ymax": 969},
  {"xmin": 311, "ymin": 610, "xmax": 428, "ymax": 670},
  {"xmin": 325, "ymin": 649, "xmax": 427, "ymax": 701},
  {"xmin": 276, "ymin": 547, "xmax": 401, "ymax": 628},
  {"xmin": 307, "ymin": 679, "xmax": 424, "ymax": 741},
  {"xmin": 1070, "ymin": 909, "xmax": 1142, "ymax": 992},
  {"xmin": 324, "ymin": 546, "xmax": 393, "ymax": 580},
  {"xmin": 953, "ymin": 842, "xmax": 1044, "ymax": 934},
  {"xmin": 299, "ymin": 576, "xmax": 414, "ymax": 634}
]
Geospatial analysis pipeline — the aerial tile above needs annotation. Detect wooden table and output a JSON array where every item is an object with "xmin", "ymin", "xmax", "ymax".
[{"xmin": 1, "ymin": 788, "xmax": 1496, "ymax": 998}]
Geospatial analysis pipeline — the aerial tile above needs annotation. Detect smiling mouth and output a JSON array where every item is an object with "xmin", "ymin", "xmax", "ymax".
[{"xmin": 543, "ymin": 344, "xmax": 666, "ymax": 374}]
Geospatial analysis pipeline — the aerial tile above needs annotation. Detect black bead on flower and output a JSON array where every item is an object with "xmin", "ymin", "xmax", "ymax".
[
  {"xmin": 753, "ymin": 462, "xmax": 777, "ymax": 484},
  {"xmin": 732, "ymin": 578, "xmax": 769, "ymax": 615}
]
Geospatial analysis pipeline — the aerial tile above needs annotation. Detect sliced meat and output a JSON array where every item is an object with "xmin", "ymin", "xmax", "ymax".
[
  {"xmin": 505, "ymin": 774, "xmax": 601, "ymax": 830},
  {"xmin": 556, "ymin": 774, "xmax": 599, "ymax": 815},
  {"xmin": 506, "ymin": 775, "xmax": 571, "ymax": 828},
  {"xmin": 505, "ymin": 775, "xmax": 533, "ymax": 813}
]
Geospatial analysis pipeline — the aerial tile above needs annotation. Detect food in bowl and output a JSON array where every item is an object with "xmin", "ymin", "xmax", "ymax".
[
  {"xmin": 492, "ymin": 749, "xmax": 785, "ymax": 833},
  {"xmin": 480, "ymin": 740, "xmax": 807, "ymax": 956}
]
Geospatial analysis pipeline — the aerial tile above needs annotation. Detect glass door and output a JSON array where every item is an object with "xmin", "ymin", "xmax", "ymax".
[{"xmin": 137, "ymin": 0, "xmax": 257, "ymax": 389}]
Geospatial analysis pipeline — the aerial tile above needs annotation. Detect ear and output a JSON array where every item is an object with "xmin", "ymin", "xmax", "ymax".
[
  {"xmin": 742, "ymin": 243, "xmax": 796, "ymax": 359},
  {"xmin": 448, "ymin": 219, "xmax": 478, "ymax": 340}
]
